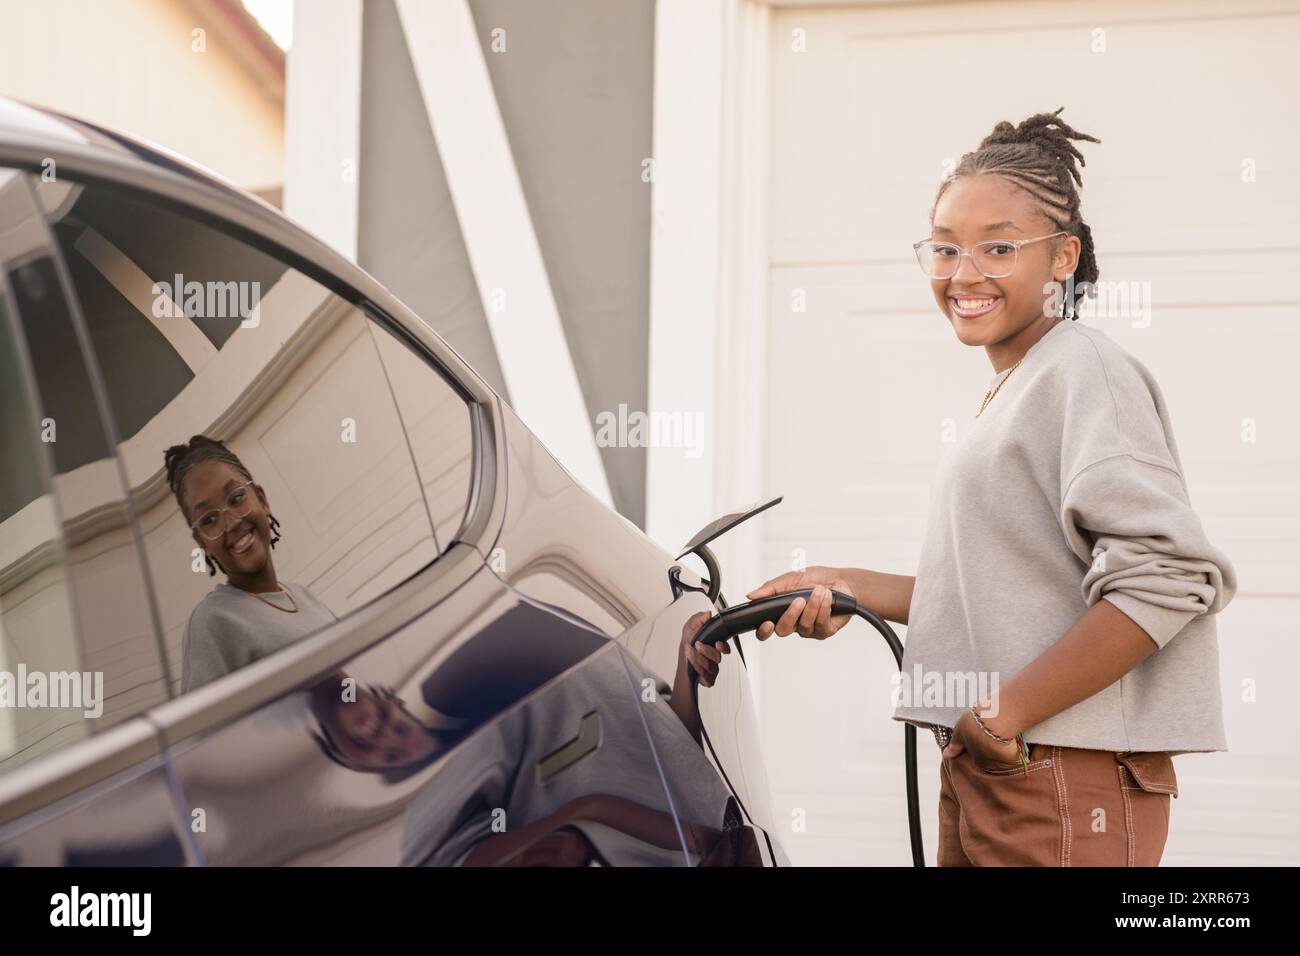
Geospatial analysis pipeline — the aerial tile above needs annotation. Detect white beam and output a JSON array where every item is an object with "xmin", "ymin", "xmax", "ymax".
[
  {"xmin": 394, "ymin": 0, "xmax": 613, "ymax": 509},
  {"xmin": 712, "ymin": 0, "xmax": 772, "ymax": 615},
  {"xmin": 646, "ymin": 0, "xmax": 724, "ymax": 559},
  {"xmin": 283, "ymin": 0, "xmax": 362, "ymax": 261},
  {"xmin": 649, "ymin": 0, "xmax": 772, "ymax": 701}
]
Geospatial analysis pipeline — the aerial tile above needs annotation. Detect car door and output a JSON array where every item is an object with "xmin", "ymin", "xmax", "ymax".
[
  {"xmin": 0, "ymin": 166, "xmax": 192, "ymax": 865},
  {"xmin": 481, "ymin": 400, "xmax": 785, "ymax": 864},
  {"xmin": 26, "ymin": 170, "xmax": 698, "ymax": 866},
  {"xmin": 158, "ymin": 562, "xmax": 712, "ymax": 867},
  {"xmin": 360, "ymin": 259, "xmax": 769, "ymax": 863}
]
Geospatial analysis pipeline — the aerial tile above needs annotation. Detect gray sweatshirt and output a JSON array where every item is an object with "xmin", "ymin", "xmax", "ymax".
[
  {"xmin": 181, "ymin": 581, "xmax": 337, "ymax": 692},
  {"xmin": 892, "ymin": 318, "xmax": 1237, "ymax": 754}
]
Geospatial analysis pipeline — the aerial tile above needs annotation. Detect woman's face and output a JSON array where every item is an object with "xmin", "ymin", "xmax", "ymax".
[
  {"xmin": 327, "ymin": 689, "xmax": 440, "ymax": 772},
  {"xmin": 183, "ymin": 459, "xmax": 274, "ymax": 581},
  {"xmin": 928, "ymin": 173, "xmax": 1079, "ymax": 347}
]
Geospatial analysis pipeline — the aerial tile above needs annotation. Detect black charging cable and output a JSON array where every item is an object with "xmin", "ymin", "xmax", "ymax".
[{"xmin": 689, "ymin": 588, "xmax": 924, "ymax": 867}]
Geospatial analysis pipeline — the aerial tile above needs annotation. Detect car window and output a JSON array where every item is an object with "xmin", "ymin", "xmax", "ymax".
[
  {"xmin": 366, "ymin": 316, "xmax": 475, "ymax": 549},
  {"xmin": 0, "ymin": 168, "xmax": 167, "ymax": 775},
  {"xmin": 36, "ymin": 176, "xmax": 469, "ymax": 696}
]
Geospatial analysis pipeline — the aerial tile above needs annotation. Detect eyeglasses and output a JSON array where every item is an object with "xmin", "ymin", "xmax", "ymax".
[
  {"xmin": 912, "ymin": 231, "xmax": 1067, "ymax": 280},
  {"xmin": 190, "ymin": 480, "xmax": 256, "ymax": 540}
]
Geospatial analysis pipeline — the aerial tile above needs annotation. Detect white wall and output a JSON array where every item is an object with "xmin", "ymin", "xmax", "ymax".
[{"xmin": 0, "ymin": 0, "xmax": 284, "ymax": 190}]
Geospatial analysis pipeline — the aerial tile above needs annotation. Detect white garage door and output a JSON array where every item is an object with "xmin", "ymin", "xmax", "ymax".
[{"xmin": 758, "ymin": 0, "xmax": 1300, "ymax": 865}]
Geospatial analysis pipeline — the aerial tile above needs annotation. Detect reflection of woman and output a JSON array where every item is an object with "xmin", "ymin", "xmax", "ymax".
[
  {"xmin": 309, "ymin": 678, "xmax": 464, "ymax": 782},
  {"xmin": 399, "ymin": 638, "xmax": 747, "ymax": 867},
  {"xmin": 307, "ymin": 611, "xmax": 731, "ymax": 782},
  {"xmin": 164, "ymin": 435, "xmax": 337, "ymax": 692},
  {"xmin": 748, "ymin": 111, "xmax": 1237, "ymax": 866}
]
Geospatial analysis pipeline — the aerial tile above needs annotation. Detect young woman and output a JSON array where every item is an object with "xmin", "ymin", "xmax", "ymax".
[
  {"xmin": 165, "ymin": 435, "xmax": 338, "ymax": 692},
  {"xmin": 746, "ymin": 110, "xmax": 1237, "ymax": 866}
]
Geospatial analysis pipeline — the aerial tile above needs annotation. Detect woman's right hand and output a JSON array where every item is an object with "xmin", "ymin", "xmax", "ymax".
[{"xmin": 744, "ymin": 566, "xmax": 858, "ymax": 641}]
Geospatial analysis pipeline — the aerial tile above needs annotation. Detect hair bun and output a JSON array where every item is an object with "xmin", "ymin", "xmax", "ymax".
[
  {"xmin": 161, "ymin": 434, "xmax": 243, "ymax": 502},
  {"xmin": 980, "ymin": 120, "xmax": 1022, "ymax": 148},
  {"xmin": 978, "ymin": 107, "xmax": 1100, "ymax": 187}
]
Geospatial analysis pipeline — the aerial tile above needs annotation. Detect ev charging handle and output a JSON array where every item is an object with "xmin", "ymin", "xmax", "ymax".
[{"xmin": 689, "ymin": 588, "xmax": 925, "ymax": 867}]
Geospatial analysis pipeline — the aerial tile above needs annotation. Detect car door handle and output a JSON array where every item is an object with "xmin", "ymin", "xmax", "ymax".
[{"xmin": 537, "ymin": 710, "xmax": 601, "ymax": 783}]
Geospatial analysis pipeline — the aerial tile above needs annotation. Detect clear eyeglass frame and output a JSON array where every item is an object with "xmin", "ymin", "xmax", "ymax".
[
  {"xmin": 912, "ymin": 230, "xmax": 1068, "ymax": 280},
  {"xmin": 190, "ymin": 480, "xmax": 257, "ymax": 540}
]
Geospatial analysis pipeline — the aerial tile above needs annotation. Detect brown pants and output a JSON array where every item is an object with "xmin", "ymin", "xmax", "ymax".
[{"xmin": 938, "ymin": 742, "xmax": 1178, "ymax": 866}]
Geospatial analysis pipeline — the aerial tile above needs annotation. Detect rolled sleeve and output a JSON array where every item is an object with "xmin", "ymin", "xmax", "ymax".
[
  {"xmin": 1060, "ymin": 454, "xmax": 1237, "ymax": 649},
  {"xmin": 1100, "ymin": 591, "xmax": 1198, "ymax": 648}
]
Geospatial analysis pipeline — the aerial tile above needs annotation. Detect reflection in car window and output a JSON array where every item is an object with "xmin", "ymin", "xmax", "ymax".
[
  {"xmin": 35, "ymin": 178, "xmax": 289, "ymax": 470},
  {"xmin": 162, "ymin": 436, "xmax": 341, "ymax": 692},
  {"xmin": 38, "ymin": 179, "xmax": 471, "ymax": 694},
  {"xmin": 367, "ymin": 317, "xmax": 475, "ymax": 549},
  {"xmin": 0, "ymin": 260, "xmax": 85, "ymax": 772},
  {"xmin": 1, "ymin": 169, "xmax": 168, "ymax": 774}
]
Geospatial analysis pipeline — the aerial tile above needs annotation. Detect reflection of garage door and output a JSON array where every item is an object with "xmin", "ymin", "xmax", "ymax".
[{"xmin": 758, "ymin": 0, "xmax": 1300, "ymax": 866}]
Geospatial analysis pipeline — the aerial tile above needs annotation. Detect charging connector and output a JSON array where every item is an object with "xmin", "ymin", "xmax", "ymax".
[{"xmin": 689, "ymin": 588, "xmax": 924, "ymax": 867}]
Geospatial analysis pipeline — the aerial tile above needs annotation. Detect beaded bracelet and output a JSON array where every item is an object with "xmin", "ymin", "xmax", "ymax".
[
  {"xmin": 968, "ymin": 704, "xmax": 1014, "ymax": 742},
  {"xmin": 969, "ymin": 704, "xmax": 1031, "ymax": 778}
]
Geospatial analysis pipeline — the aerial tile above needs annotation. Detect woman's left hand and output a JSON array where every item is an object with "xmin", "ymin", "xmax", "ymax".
[
  {"xmin": 942, "ymin": 709, "xmax": 1025, "ymax": 771},
  {"xmin": 680, "ymin": 611, "xmax": 730, "ymax": 687}
]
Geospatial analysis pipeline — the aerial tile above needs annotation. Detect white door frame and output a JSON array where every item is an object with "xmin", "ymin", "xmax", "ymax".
[{"xmin": 647, "ymin": 0, "xmax": 773, "ymax": 700}]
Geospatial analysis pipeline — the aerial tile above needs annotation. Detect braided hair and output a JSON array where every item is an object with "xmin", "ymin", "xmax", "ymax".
[
  {"xmin": 163, "ymin": 435, "xmax": 281, "ymax": 576},
  {"xmin": 934, "ymin": 108, "xmax": 1100, "ymax": 318}
]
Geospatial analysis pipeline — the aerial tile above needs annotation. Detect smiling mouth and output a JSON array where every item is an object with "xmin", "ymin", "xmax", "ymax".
[
  {"xmin": 228, "ymin": 527, "xmax": 256, "ymax": 555},
  {"xmin": 949, "ymin": 295, "xmax": 1001, "ymax": 318}
]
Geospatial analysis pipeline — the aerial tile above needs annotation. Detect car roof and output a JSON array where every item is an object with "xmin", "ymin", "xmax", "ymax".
[
  {"xmin": 0, "ymin": 96, "xmax": 263, "ymax": 215},
  {"xmin": 0, "ymin": 94, "xmax": 374, "ymax": 322},
  {"xmin": 0, "ymin": 95, "xmax": 500, "ymax": 416}
]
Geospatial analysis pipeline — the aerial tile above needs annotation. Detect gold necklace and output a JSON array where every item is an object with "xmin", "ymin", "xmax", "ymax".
[
  {"xmin": 976, "ymin": 357, "xmax": 1024, "ymax": 418},
  {"xmin": 251, "ymin": 583, "xmax": 299, "ymax": 613}
]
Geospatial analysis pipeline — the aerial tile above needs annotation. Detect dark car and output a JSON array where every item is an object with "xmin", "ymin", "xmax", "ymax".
[{"xmin": 0, "ymin": 97, "xmax": 784, "ymax": 866}]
